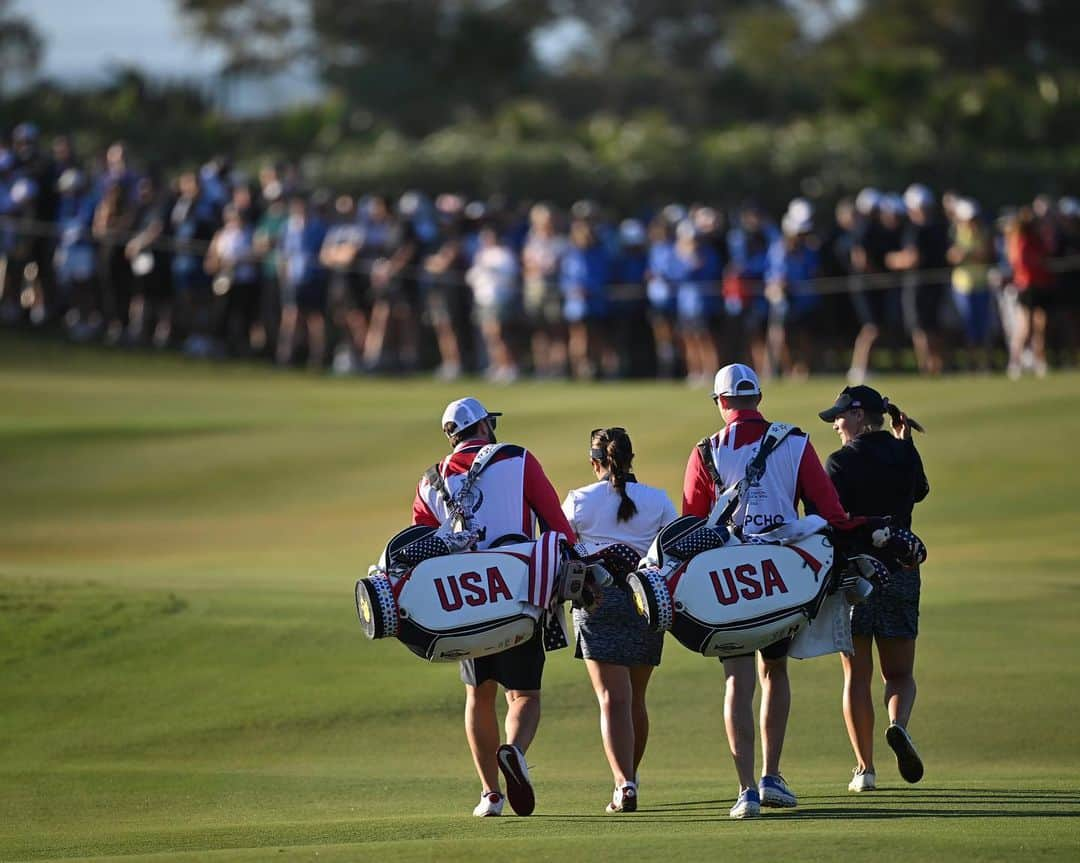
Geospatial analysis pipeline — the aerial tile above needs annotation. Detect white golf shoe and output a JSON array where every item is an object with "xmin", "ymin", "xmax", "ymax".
[
  {"xmin": 472, "ymin": 790, "xmax": 504, "ymax": 817},
  {"xmin": 606, "ymin": 782, "xmax": 638, "ymax": 813},
  {"xmin": 848, "ymin": 767, "xmax": 877, "ymax": 792}
]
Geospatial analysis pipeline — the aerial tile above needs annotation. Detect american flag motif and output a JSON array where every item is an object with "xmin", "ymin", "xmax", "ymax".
[
  {"xmin": 528, "ymin": 531, "xmax": 563, "ymax": 608},
  {"xmin": 394, "ymin": 534, "xmax": 452, "ymax": 567},
  {"xmin": 543, "ymin": 610, "xmax": 570, "ymax": 651},
  {"xmin": 580, "ymin": 543, "xmax": 640, "ymax": 577},
  {"xmin": 669, "ymin": 526, "xmax": 729, "ymax": 560},
  {"xmin": 891, "ymin": 528, "xmax": 928, "ymax": 567}
]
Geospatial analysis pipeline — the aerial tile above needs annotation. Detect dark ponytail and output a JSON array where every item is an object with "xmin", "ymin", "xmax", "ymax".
[
  {"xmin": 592, "ymin": 427, "xmax": 638, "ymax": 522},
  {"xmin": 884, "ymin": 400, "xmax": 926, "ymax": 434}
]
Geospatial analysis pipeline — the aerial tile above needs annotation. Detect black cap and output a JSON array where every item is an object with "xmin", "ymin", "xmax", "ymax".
[{"xmin": 819, "ymin": 385, "xmax": 886, "ymax": 422}]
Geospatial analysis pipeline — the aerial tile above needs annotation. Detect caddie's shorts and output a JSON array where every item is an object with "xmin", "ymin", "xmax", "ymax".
[
  {"xmin": 725, "ymin": 635, "xmax": 792, "ymax": 663},
  {"xmin": 851, "ymin": 565, "xmax": 920, "ymax": 640},
  {"xmin": 460, "ymin": 629, "xmax": 545, "ymax": 691}
]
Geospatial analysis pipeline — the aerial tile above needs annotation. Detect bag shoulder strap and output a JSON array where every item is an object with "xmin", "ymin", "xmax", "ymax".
[
  {"xmin": 424, "ymin": 463, "xmax": 452, "ymax": 506},
  {"xmin": 697, "ymin": 437, "xmax": 723, "ymax": 489},
  {"xmin": 706, "ymin": 423, "xmax": 799, "ymax": 527},
  {"xmin": 427, "ymin": 443, "xmax": 509, "ymax": 532},
  {"xmin": 742, "ymin": 423, "xmax": 798, "ymax": 488}
]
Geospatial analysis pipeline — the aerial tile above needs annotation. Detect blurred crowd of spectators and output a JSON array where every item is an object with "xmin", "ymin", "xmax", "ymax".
[{"xmin": 3, "ymin": 122, "xmax": 1078, "ymax": 382}]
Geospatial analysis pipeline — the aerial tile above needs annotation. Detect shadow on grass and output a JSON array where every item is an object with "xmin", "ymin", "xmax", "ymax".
[
  {"xmin": 647, "ymin": 788, "xmax": 1080, "ymax": 808},
  {"xmin": 529, "ymin": 788, "xmax": 1080, "ymax": 822}
]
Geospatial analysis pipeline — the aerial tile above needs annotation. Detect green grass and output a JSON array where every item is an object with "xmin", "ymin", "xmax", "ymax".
[{"xmin": 2, "ymin": 334, "xmax": 1079, "ymax": 862}]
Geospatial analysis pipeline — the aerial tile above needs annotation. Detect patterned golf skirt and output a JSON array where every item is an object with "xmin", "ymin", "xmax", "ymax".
[
  {"xmin": 572, "ymin": 582, "xmax": 664, "ymax": 667},
  {"xmin": 851, "ymin": 565, "xmax": 921, "ymax": 640}
]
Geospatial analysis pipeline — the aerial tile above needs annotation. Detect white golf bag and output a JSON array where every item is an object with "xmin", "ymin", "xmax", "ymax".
[
  {"xmin": 355, "ymin": 527, "xmax": 632, "ymax": 662},
  {"xmin": 627, "ymin": 515, "xmax": 882, "ymax": 658}
]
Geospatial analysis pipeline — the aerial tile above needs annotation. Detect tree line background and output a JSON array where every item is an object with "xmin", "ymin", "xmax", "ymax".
[{"xmin": 2, "ymin": 0, "xmax": 1079, "ymax": 210}]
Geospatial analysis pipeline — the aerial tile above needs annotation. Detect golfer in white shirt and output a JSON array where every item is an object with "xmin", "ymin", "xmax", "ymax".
[{"xmin": 561, "ymin": 427, "xmax": 677, "ymax": 814}]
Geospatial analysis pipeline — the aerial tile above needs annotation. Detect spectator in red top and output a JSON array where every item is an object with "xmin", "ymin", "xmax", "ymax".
[
  {"xmin": 1006, "ymin": 207, "xmax": 1055, "ymax": 378},
  {"xmin": 412, "ymin": 397, "xmax": 576, "ymax": 818},
  {"xmin": 682, "ymin": 364, "xmax": 859, "ymax": 819}
]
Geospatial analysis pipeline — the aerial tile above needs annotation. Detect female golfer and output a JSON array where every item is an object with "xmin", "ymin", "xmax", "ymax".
[
  {"xmin": 819, "ymin": 386, "xmax": 929, "ymax": 792},
  {"xmin": 561, "ymin": 427, "xmax": 677, "ymax": 813}
]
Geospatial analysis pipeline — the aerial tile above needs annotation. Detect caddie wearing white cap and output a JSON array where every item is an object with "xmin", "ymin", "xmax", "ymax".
[
  {"xmin": 682, "ymin": 364, "xmax": 863, "ymax": 819},
  {"xmin": 412, "ymin": 397, "xmax": 577, "ymax": 818}
]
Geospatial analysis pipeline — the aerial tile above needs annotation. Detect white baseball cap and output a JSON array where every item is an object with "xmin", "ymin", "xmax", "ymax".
[
  {"xmin": 786, "ymin": 197, "xmax": 814, "ymax": 224},
  {"xmin": 855, "ymin": 187, "xmax": 881, "ymax": 215},
  {"xmin": 781, "ymin": 211, "xmax": 813, "ymax": 236},
  {"xmin": 903, "ymin": 183, "xmax": 935, "ymax": 211},
  {"xmin": 441, "ymin": 397, "xmax": 501, "ymax": 437},
  {"xmin": 953, "ymin": 197, "xmax": 979, "ymax": 221},
  {"xmin": 712, "ymin": 364, "xmax": 761, "ymax": 399}
]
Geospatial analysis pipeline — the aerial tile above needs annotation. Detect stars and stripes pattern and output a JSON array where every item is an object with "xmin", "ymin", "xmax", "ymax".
[
  {"xmin": 669, "ymin": 525, "xmax": 729, "ymax": 560},
  {"xmin": 578, "ymin": 542, "xmax": 641, "ymax": 578},
  {"xmin": 890, "ymin": 527, "xmax": 928, "ymax": 568},
  {"xmin": 394, "ymin": 533, "xmax": 452, "ymax": 567},
  {"xmin": 528, "ymin": 531, "xmax": 563, "ymax": 608}
]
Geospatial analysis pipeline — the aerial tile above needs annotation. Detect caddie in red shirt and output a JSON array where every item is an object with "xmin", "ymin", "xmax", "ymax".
[
  {"xmin": 413, "ymin": 396, "xmax": 576, "ymax": 818},
  {"xmin": 682, "ymin": 364, "xmax": 858, "ymax": 820}
]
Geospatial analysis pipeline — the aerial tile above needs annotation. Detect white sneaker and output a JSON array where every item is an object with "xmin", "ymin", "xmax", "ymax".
[
  {"xmin": 473, "ymin": 790, "xmax": 504, "ymax": 816},
  {"xmin": 848, "ymin": 767, "xmax": 877, "ymax": 792},
  {"xmin": 606, "ymin": 782, "xmax": 638, "ymax": 813},
  {"xmin": 496, "ymin": 744, "xmax": 535, "ymax": 815}
]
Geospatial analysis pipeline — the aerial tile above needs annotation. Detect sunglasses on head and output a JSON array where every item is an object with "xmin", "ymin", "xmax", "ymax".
[{"xmin": 589, "ymin": 427, "xmax": 626, "ymax": 459}]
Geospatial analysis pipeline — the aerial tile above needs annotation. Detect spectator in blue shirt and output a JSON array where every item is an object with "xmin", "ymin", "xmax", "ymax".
[
  {"xmin": 765, "ymin": 202, "xmax": 822, "ymax": 379},
  {"xmin": 277, "ymin": 193, "xmax": 329, "ymax": 369},
  {"xmin": 561, "ymin": 217, "xmax": 612, "ymax": 379},
  {"xmin": 672, "ymin": 219, "xmax": 722, "ymax": 386},
  {"xmin": 728, "ymin": 202, "xmax": 781, "ymax": 377},
  {"xmin": 610, "ymin": 218, "xmax": 649, "ymax": 377},
  {"xmin": 169, "ymin": 171, "xmax": 219, "ymax": 356},
  {"xmin": 53, "ymin": 168, "xmax": 97, "ymax": 339},
  {"xmin": 645, "ymin": 213, "xmax": 682, "ymax": 378}
]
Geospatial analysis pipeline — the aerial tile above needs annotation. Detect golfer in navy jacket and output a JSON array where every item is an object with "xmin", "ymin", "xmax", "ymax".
[{"xmin": 820, "ymin": 385, "xmax": 929, "ymax": 792}]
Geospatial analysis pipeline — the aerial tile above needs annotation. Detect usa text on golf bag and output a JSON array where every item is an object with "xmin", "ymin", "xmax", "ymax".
[
  {"xmin": 628, "ymin": 515, "xmax": 842, "ymax": 657},
  {"xmin": 356, "ymin": 528, "xmax": 627, "ymax": 662}
]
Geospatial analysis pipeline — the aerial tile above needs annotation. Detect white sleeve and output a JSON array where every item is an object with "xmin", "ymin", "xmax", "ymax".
[
  {"xmin": 660, "ymin": 490, "xmax": 678, "ymax": 528},
  {"xmin": 561, "ymin": 492, "xmax": 578, "ymax": 534}
]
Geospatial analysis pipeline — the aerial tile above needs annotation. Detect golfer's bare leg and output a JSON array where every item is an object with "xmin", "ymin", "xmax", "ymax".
[
  {"xmin": 464, "ymin": 681, "xmax": 501, "ymax": 792},
  {"xmin": 722, "ymin": 655, "xmax": 757, "ymax": 789},
  {"xmin": 842, "ymin": 635, "xmax": 876, "ymax": 771},
  {"xmin": 878, "ymin": 637, "xmax": 916, "ymax": 728},
  {"xmin": 586, "ymin": 659, "xmax": 635, "ymax": 786},
  {"xmin": 629, "ymin": 664, "xmax": 655, "ymax": 775},
  {"xmin": 759, "ymin": 654, "xmax": 790, "ymax": 777},
  {"xmin": 504, "ymin": 688, "xmax": 541, "ymax": 753}
]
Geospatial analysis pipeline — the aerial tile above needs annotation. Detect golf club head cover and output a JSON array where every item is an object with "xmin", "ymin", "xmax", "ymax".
[
  {"xmin": 889, "ymin": 527, "xmax": 927, "ymax": 568},
  {"xmin": 850, "ymin": 554, "xmax": 891, "ymax": 588},
  {"xmin": 577, "ymin": 542, "xmax": 640, "ymax": 578}
]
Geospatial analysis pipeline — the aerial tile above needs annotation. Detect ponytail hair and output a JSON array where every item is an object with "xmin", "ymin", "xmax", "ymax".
[
  {"xmin": 884, "ymin": 399, "xmax": 927, "ymax": 434},
  {"xmin": 591, "ymin": 427, "xmax": 638, "ymax": 522}
]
